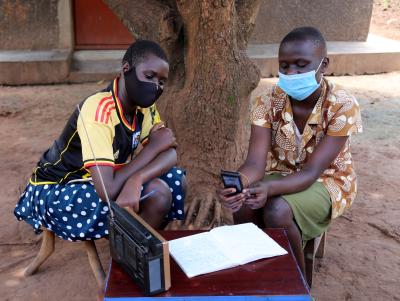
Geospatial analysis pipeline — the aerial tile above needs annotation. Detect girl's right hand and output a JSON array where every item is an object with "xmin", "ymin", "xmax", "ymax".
[
  {"xmin": 216, "ymin": 186, "xmax": 246, "ymax": 212},
  {"xmin": 116, "ymin": 174, "xmax": 142, "ymax": 212}
]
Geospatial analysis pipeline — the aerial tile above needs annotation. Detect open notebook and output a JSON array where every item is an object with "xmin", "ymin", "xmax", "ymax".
[{"xmin": 168, "ymin": 223, "xmax": 288, "ymax": 278}]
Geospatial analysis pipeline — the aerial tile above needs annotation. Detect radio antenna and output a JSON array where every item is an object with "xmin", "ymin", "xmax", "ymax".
[{"xmin": 77, "ymin": 104, "xmax": 114, "ymax": 218}]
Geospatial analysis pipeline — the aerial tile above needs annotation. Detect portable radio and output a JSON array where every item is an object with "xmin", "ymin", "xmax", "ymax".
[{"xmin": 108, "ymin": 202, "xmax": 171, "ymax": 295}]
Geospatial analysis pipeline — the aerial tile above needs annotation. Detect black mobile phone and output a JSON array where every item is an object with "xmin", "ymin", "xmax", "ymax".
[{"xmin": 220, "ymin": 170, "xmax": 243, "ymax": 194}]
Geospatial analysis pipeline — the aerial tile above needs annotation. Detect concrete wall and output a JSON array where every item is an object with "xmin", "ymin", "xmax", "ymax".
[
  {"xmin": 0, "ymin": 0, "xmax": 60, "ymax": 50},
  {"xmin": 0, "ymin": 0, "xmax": 73, "ymax": 84},
  {"xmin": 2, "ymin": 0, "xmax": 392, "ymax": 84},
  {"xmin": 250, "ymin": 0, "xmax": 373, "ymax": 43}
]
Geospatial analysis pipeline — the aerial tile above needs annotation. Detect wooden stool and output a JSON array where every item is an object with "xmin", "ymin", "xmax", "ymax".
[
  {"xmin": 24, "ymin": 229, "xmax": 106, "ymax": 290},
  {"xmin": 304, "ymin": 230, "xmax": 327, "ymax": 288}
]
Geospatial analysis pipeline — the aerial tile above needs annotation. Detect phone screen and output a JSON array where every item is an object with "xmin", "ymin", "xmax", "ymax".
[{"xmin": 221, "ymin": 170, "xmax": 243, "ymax": 194}]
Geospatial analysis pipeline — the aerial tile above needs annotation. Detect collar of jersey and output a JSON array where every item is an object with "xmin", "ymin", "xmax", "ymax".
[{"xmin": 112, "ymin": 78, "xmax": 137, "ymax": 131}]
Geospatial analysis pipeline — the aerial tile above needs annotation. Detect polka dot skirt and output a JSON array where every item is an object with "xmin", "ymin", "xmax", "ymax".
[
  {"xmin": 158, "ymin": 167, "xmax": 185, "ymax": 221},
  {"xmin": 14, "ymin": 167, "xmax": 185, "ymax": 241}
]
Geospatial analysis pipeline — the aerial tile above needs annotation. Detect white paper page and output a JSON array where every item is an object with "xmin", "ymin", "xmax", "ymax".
[
  {"xmin": 210, "ymin": 223, "xmax": 288, "ymax": 265},
  {"xmin": 169, "ymin": 231, "xmax": 238, "ymax": 278}
]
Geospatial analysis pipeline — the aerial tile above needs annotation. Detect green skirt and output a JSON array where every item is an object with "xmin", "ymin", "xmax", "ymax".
[{"xmin": 264, "ymin": 173, "xmax": 331, "ymax": 242}]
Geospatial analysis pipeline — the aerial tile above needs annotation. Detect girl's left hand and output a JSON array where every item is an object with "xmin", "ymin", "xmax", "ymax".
[{"xmin": 243, "ymin": 181, "xmax": 269, "ymax": 210}]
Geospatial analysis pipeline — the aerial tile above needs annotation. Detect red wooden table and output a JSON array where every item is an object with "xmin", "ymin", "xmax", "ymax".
[{"xmin": 104, "ymin": 229, "xmax": 311, "ymax": 300}]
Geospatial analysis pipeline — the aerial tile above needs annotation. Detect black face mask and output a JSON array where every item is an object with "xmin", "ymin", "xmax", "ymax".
[{"xmin": 124, "ymin": 67, "xmax": 163, "ymax": 108}]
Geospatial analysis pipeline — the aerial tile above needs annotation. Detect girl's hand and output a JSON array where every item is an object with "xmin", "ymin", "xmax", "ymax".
[
  {"xmin": 216, "ymin": 186, "xmax": 246, "ymax": 212},
  {"xmin": 116, "ymin": 174, "xmax": 142, "ymax": 212},
  {"xmin": 148, "ymin": 124, "xmax": 177, "ymax": 153},
  {"xmin": 149, "ymin": 122, "xmax": 164, "ymax": 134},
  {"xmin": 243, "ymin": 181, "xmax": 269, "ymax": 210}
]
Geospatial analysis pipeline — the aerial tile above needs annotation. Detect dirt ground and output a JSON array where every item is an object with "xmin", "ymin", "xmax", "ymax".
[
  {"xmin": 1, "ymin": 74, "xmax": 399, "ymax": 301},
  {"xmin": 1, "ymin": 1, "xmax": 400, "ymax": 300},
  {"xmin": 370, "ymin": 0, "xmax": 400, "ymax": 40}
]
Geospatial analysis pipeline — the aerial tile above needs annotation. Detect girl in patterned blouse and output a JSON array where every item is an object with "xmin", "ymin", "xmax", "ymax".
[{"xmin": 217, "ymin": 27, "xmax": 362, "ymax": 279}]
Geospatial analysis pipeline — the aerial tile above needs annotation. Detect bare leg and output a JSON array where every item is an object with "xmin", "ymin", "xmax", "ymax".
[
  {"xmin": 263, "ymin": 197, "xmax": 305, "ymax": 276},
  {"xmin": 139, "ymin": 178, "xmax": 172, "ymax": 229},
  {"xmin": 233, "ymin": 204, "xmax": 263, "ymax": 227}
]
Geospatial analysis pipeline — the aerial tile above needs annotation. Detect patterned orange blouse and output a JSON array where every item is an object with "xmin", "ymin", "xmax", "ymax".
[{"xmin": 251, "ymin": 79, "xmax": 362, "ymax": 219}]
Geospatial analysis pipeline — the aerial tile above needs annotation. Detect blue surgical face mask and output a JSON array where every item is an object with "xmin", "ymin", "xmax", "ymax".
[{"xmin": 277, "ymin": 59, "xmax": 324, "ymax": 101}]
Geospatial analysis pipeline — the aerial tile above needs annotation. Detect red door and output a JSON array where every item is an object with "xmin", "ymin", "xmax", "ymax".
[{"xmin": 74, "ymin": 0, "xmax": 134, "ymax": 50}]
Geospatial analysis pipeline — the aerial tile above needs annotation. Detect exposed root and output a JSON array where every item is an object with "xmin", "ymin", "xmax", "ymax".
[
  {"xmin": 181, "ymin": 190, "xmax": 235, "ymax": 229},
  {"xmin": 164, "ymin": 219, "xmax": 184, "ymax": 230},
  {"xmin": 193, "ymin": 192, "xmax": 214, "ymax": 228},
  {"xmin": 209, "ymin": 200, "xmax": 221, "ymax": 227},
  {"xmin": 367, "ymin": 222, "xmax": 400, "ymax": 244},
  {"xmin": 184, "ymin": 195, "xmax": 199, "ymax": 227},
  {"xmin": 221, "ymin": 206, "xmax": 234, "ymax": 225},
  {"xmin": 340, "ymin": 215, "xmax": 354, "ymax": 222}
]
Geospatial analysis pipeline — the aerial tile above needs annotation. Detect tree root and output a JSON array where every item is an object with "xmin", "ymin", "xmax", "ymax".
[
  {"xmin": 182, "ymin": 191, "xmax": 233, "ymax": 229},
  {"xmin": 340, "ymin": 215, "xmax": 353, "ymax": 222},
  {"xmin": 165, "ymin": 189, "xmax": 235, "ymax": 230},
  {"xmin": 367, "ymin": 222, "xmax": 400, "ymax": 244},
  {"xmin": 209, "ymin": 200, "xmax": 221, "ymax": 227},
  {"xmin": 193, "ymin": 192, "xmax": 214, "ymax": 229}
]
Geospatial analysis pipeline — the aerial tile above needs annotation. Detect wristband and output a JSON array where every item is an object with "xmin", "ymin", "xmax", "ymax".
[{"xmin": 239, "ymin": 172, "xmax": 250, "ymax": 188}]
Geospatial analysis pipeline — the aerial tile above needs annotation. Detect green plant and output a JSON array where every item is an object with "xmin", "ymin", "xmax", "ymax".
[
  {"xmin": 383, "ymin": 0, "xmax": 390, "ymax": 10},
  {"xmin": 227, "ymin": 95, "xmax": 235, "ymax": 105}
]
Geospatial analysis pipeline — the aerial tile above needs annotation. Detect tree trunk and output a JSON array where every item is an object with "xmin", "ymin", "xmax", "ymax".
[{"xmin": 103, "ymin": 0, "xmax": 261, "ymax": 229}]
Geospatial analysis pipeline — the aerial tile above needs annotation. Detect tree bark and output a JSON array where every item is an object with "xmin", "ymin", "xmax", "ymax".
[{"xmin": 103, "ymin": 0, "xmax": 261, "ymax": 229}]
